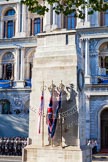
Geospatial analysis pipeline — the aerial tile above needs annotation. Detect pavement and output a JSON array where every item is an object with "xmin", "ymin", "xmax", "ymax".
[
  {"xmin": 0, "ymin": 156, "xmax": 22, "ymax": 162},
  {"xmin": 0, "ymin": 154, "xmax": 107, "ymax": 162},
  {"xmin": 92, "ymin": 153, "xmax": 108, "ymax": 162},
  {"xmin": 0, "ymin": 114, "xmax": 29, "ymax": 137}
]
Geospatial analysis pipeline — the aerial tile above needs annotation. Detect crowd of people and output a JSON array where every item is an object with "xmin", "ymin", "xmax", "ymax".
[
  {"xmin": 87, "ymin": 139, "xmax": 98, "ymax": 154},
  {"xmin": 0, "ymin": 137, "xmax": 27, "ymax": 156}
]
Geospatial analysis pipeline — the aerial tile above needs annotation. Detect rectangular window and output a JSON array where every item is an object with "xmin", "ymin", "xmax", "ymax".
[
  {"xmin": 104, "ymin": 10, "xmax": 108, "ymax": 26},
  {"xmin": 34, "ymin": 18, "xmax": 40, "ymax": 35},
  {"xmin": 3, "ymin": 22, "xmax": 6, "ymax": 38},
  {"xmin": 67, "ymin": 13, "xmax": 76, "ymax": 30},
  {"xmin": 30, "ymin": 19, "xmax": 32, "ymax": 36},
  {"xmin": 7, "ymin": 21, "xmax": 14, "ymax": 38}
]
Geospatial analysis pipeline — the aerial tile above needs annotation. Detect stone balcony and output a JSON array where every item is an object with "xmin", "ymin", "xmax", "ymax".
[
  {"xmin": 85, "ymin": 83, "xmax": 108, "ymax": 96},
  {"xmin": 91, "ymin": 75, "xmax": 108, "ymax": 85},
  {"xmin": 0, "ymin": 79, "xmax": 32, "ymax": 89}
]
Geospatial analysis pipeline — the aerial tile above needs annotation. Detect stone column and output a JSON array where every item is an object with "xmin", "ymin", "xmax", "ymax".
[
  {"xmin": 0, "ymin": 19, "xmax": 2, "ymax": 38},
  {"xmin": 3, "ymin": 64, "xmax": 6, "ymax": 79},
  {"xmin": 85, "ymin": 94, "xmax": 90, "ymax": 140},
  {"xmin": 52, "ymin": 4, "xmax": 58, "ymax": 30},
  {"xmin": 26, "ymin": 12, "xmax": 31, "ymax": 36},
  {"xmin": 15, "ymin": 48, "xmax": 19, "ymax": 80},
  {"xmin": 22, "ymin": 4, "xmax": 26, "ymax": 35},
  {"xmin": 1, "ymin": 20, "xmax": 4, "ymax": 38},
  {"xmin": 32, "ymin": 19, "xmax": 34, "ymax": 36},
  {"xmin": 20, "ymin": 48, "xmax": 25, "ymax": 80},
  {"xmin": 85, "ymin": 39, "xmax": 89, "ymax": 76},
  {"xmin": 43, "ymin": 2, "xmax": 51, "ymax": 32},
  {"xmin": 15, "ymin": 2, "xmax": 20, "ymax": 36},
  {"xmin": 40, "ymin": 17, "xmax": 43, "ymax": 32},
  {"xmin": 85, "ymin": 39, "xmax": 90, "ymax": 83},
  {"xmin": 26, "ymin": 63, "xmax": 30, "ymax": 79},
  {"xmin": 85, "ymin": 6, "xmax": 88, "ymax": 22},
  {"xmin": 0, "ymin": 64, "xmax": 2, "ymax": 79},
  {"xmin": 15, "ymin": 48, "xmax": 25, "ymax": 87},
  {"xmin": 84, "ymin": 1, "xmax": 90, "ymax": 27}
]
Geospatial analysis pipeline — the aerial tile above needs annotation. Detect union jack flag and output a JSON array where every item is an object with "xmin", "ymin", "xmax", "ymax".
[
  {"xmin": 48, "ymin": 92, "xmax": 62, "ymax": 138},
  {"xmin": 47, "ymin": 93, "xmax": 53, "ymax": 134}
]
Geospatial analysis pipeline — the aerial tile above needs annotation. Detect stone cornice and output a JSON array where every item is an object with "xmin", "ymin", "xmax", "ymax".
[
  {"xmin": 0, "ymin": 0, "xmax": 20, "ymax": 5},
  {"xmin": 77, "ymin": 26, "xmax": 108, "ymax": 39},
  {"xmin": 37, "ymin": 29, "xmax": 76, "ymax": 37},
  {"xmin": 85, "ymin": 84, "xmax": 108, "ymax": 95},
  {"xmin": 0, "ymin": 88, "xmax": 31, "ymax": 92},
  {"xmin": 0, "ymin": 36, "xmax": 37, "ymax": 49},
  {"xmin": 0, "ymin": 36, "xmax": 37, "ymax": 43}
]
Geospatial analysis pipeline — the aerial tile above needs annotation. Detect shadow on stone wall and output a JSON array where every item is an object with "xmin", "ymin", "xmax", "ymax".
[{"xmin": 48, "ymin": 84, "xmax": 78, "ymax": 147}]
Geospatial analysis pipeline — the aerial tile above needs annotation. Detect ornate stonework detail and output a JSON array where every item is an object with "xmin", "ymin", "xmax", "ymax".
[
  {"xmin": 76, "ymin": 34, "xmax": 81, "ymax": 55},
  {"xmin": 89, "ymin": 39, "xmax": 99, "ymax": 53},
  {"xmin": 0, "ymin": 91, "xmax": 30, "ymax": 114},
  {"xmin": 2, "ymin": 52, "xmax": 14, "ymax": 61},
  {"xmin": 78, "ymin": 28, "xmax": 108, "ymax": 36}
]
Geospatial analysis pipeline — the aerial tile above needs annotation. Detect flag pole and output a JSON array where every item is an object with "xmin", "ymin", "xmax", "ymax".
[
  {"xmin": 42, "ymin": 81, "xmax": 45, "ymax": 147},
  {"xmin": 48, "ymin": 80, "xmax": 56, "ymax": 147},
  {"xmin": 51, "ymin": 80, "xmax": 53, "ymax": 147},
  {"xmin": 58, "ymin": 80, "xmax": 64, "ymax": 148},
  {"xmin": 60, "ymin": 104, "xmax": 62, "ymax": 148}
]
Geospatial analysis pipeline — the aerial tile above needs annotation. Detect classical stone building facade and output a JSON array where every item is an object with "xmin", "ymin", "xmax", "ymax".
[{"xmin": 0, "ymin": 0, "xmax": 37, "ymax": 116}]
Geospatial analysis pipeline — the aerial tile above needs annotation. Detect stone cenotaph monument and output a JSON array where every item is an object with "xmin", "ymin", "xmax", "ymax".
[{"xmin": 23, "ymin": 30, "xmax": 91, "ymax": 162}]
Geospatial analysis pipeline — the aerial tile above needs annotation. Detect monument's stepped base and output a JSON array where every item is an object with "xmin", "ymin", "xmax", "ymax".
[{"xmin": 23, "ymin": 145, "xmax": 91, "ymax": 162}]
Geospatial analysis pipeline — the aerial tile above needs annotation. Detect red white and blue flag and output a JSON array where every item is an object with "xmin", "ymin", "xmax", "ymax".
[
  {"xmin": 47, "ymin": 93, "xmax": 53, "ymax": 134},
  {"xmin": 38, "ymin": 91, "xmax": 44, "ymax": 134},
  {"xmin": 47, "ymin": 92, "xmax": 62, "ymax": 138}
]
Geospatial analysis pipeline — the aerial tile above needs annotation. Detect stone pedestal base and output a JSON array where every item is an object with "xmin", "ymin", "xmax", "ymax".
[
  {"xmin": 51, "ymin": 24, "xmax": 58, "ymax": 31},
  {"xmin": 15, "ymin": 32, "xmax": 26, "ymax": 37},
  {"xmin": 85, "ymin": 76, "xmax": 91, "ymax": 84},
  {"xmin": 15, "ymin": 80, "xmax": 25, "ymax": 88},
  {"xmin": 22, "ymin": 145, "xmax": 92, "ymax": 162}
]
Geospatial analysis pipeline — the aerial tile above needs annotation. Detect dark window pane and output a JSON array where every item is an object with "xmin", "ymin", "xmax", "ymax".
[
  {"xmin": 6, "ymin": 63, "xmax": 12, "ymax": 80},
  {"xmin": 3, "ymin": 22, "xmax": 6, "ymax": 38},
  {"xmin": 67, "ymin": 13, "xmax": 76, "ymax": 30},
  {"xmin": 5, "ymin": 9, "xmax": 15, "ymax": 16},
  {"xmin": 7, "ymin": 21, "xmax": 14, "ymax": 38},
  {"xmin": 34, "ymin": 18, "xmax": 40, "ymax": 35},
  {"xmin": 104, "ymin": 10, "xmax": 108, "ymax": 26},
  {"xmin": 30, "ymin": 19, "xmax": 32, "ymax": 36}
]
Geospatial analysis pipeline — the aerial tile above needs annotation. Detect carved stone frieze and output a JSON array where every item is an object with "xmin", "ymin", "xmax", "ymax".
[
  {"xmin": 89, "ymin": 39, "xmax": 99, "ymax": 53},
  {"xmin": 0, "ymin": 91, "xmax": 30, "ymax": 114},
  {"xmin": 2, "ymin": 52, "xmax": 14, "ymax": 61}
]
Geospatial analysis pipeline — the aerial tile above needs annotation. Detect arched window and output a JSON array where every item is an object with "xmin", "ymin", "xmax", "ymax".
[
  {"xmin": 2, "ymin": 52, "xmax": 14, "ymax": 80},
  {"xmin": 0, "ymin": 100, "xmax": 11, "ymax": 114},
  {"xmin": 100, "ymin": 10, "xmax": 108, "ymax": 26},
  {"xmin": 65, "ymin": 13, "xmax": 76, "ymax": 30},
  {"xmin": 99, "ymin": 43, "xmax": 108, "ymax": 75},
  {"xmin": 5, "ymin": 9, "xmax": 15, "ymax": 16},
  {"xmin": 3, "ymin": 9, "xmax": 15, "ymax": 38}
]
